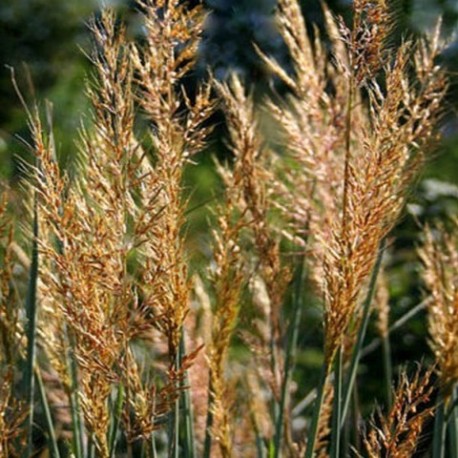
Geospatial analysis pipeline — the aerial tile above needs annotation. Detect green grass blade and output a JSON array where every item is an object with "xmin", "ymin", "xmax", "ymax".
[
  {"xmin": 168, "ymin": 343, "xmax": 182, "ymax": 458},
  {"xmin": 449, "ymin": 387, "xmax": 458, "ymax": 458},
  {"xmin": 109, "ymin": 384, "xmax": 124, "ymax": 458},
  {"xmin": 23, "ymin": 195, "xmax": 39, "ymax": 458},
  {"xmin": 273, "ymin": 256, "xmax": 305, "ymax": 458},
  {"xmin": 150, "ymin": 432, "xmax": 158, "ymax": 458},
  {"xmin": 330, "ymin": 346, "xmax": 343, "ymax": 458},
  {"xmin": 433, "ymin": 398, "xmax": 446, "ymax": 458},
  {"xmin": 340, "ymin": 240, "xmax": 385, "ymax": 428},
  {"xmin": 88, "ymin": 436, "xmax": 95, "ymax": 458},
  {"xmin": 249, "ymin": 407, "xmax": 267, "ymax": 458},
  {"xmin": 67, "ymin": 333, "xmax": 84, "ymax": 458},
  {"xmin": 180, "ymin": 336, "xmax": 196, "ymax": 458},
  {"xmin": 36, "ymin": 367, "xmax": 61, "ymax": 458}
]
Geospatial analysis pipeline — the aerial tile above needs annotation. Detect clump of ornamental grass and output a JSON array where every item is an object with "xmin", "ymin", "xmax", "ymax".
[
  {"xmin": 263, "ymin": 0, "xmax": 446, "ymax": 367},
  {"xmin": 254, "ymin": 0, "xmax": 447, "ymax": 454},
  {"xmin": 20, "ymin": 1, "xmax": 214, "ymax": 456},
  {"xmin": 3, "ymin": 0, "xmax": 452, "ymax": 457}
]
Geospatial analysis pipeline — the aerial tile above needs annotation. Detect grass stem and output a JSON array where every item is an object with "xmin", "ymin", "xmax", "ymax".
[
  {"xmin": 273, "ymin": 256, "xmax": 305, "ymax": 458},
  {"xmin": 170, "ymin": 343, "xmax": 181, "ymax": 458},
  {"xmin": 36, "ymin": 367, "xmax": 61, "ymax": 458},
  {"xmin": 23, "ymin": 194, "xmax": 39, "ymax": 458},
  {"xmin": 108, "ymin": 384, "xmax": 124, "ymax": 458},
  {"xmin": 67, "ymin": 333, "xmax": 84, "ymax": 458},
  {"xmin": 87, "ymin": 436, "xmax": 95, "ymax": 458},
  {"xmin": 433, "ymin": 398, "xmax": 446, "ymax": 458},
  {"xmin": 180, "ymin": 335, "xmax": 196, "ymax": 458},
  {"xmin": 449, "ymin": 387, "xmax": 458, "ymax": 458},
  {"xmin": 150, "ymin": 432, "xmax": 158, "ymax": 458}
]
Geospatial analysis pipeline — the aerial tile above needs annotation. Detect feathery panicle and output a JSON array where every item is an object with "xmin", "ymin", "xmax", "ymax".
[
  {"xmin": 420, "ymin": 222, "xmax": 458, "ymax": 399},
  {"xmin": 206, "ymin": 199, "xmax": 245, "ymax": 456},
  {"xmin": 24, "ymin": 1, "xmax": 215, "ymax": 453},
  {"xmin": 215, "ymin": 75, "xmax": 291, "ymax": 404},
  {"xmin": 363, "ymin": 366, "xmax": 435, "ymax": 457},
  {"xmin": 131, "ymin": 0, "xmax": 214, "ymax": 361},
  {"xmin": 33, "ymin": 10, "xmax": 138, "ymax": 453},
  {"xmin": 262, "ymin": 0, "xmax": 447, "ymax": 366}
]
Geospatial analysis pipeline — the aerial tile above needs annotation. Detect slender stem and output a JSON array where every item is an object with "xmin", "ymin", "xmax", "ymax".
[
  {"xmin": 140, "ymin": 442, "xmax": 146, "ymax": 458},
  {"xmin": 248, "ymin": 405, "xmax": 266, "ymax": 458},
  {"xmin": 273, "ymin": 257, "xmax": 305, "ymax": 458},
  {"xmin": 340, "ymin": 240, "xmax": 385, "ymax": 428},
  {"xmin": 330, "ymin": 346, "xmax": 343, "ymax": 458},
  {"xmin": 87, "ymin": 436, "xmax": 95, "ymax": 458},
  {"xmin": 36, "ymin": 367, "xmax": 61, "ymax": 458},
  {"xmin": 23, "ymin": 194, "xmax": 39, "ymax": 458},
  {"xmin": 150, "ymin": 432, "xmax": 158, "ymax": 458},
  {"xmin": 449, "ymin": 387, "xmax": 458, "ymax": 458},
  {"xmin": 168, "ymin": 337, "xmax": 183, "ymax": 458},
  {"xmin": 109, "ymin": 384, "xmax": 124, "ymax": 458},
  {"xmin": 180, "ymin": 336, "xmax": 196, "ymax": 458},
  {"xmin": 433, "ymin": 399, "xmax": 446, "ymax": 458},
  {"xmin": 67, "ymin": 333, "xmax": 84, "ymax": 458},
  {"xmin": 304, "ymin": 364, "xmax": 329, "ymax": 458},
  {"xmin": 256, "ymin": 435, "xmax": 267, "ymax": 458}
]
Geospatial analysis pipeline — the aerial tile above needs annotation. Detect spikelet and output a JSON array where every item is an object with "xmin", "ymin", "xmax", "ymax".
[
  {"xmin": 420, "ymin": 222, "xmax": 458, "ymax": 399},
  {"xmin": 374, "ymin": 269, "xmax": 390, "ymax": 340},
  {"xmin": 344, "ymin": 0, "xmax": 393, "ymax": 85}
]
